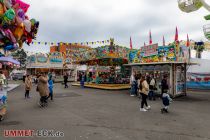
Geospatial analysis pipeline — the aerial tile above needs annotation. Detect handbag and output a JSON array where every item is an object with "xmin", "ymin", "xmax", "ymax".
[
  {"xmin": 153, "ymin": 86, "xmax": 157, "ymax": 90},
  {"xmin": 36, "ymin": 86, "xmax": 39, "ymax": 92}
]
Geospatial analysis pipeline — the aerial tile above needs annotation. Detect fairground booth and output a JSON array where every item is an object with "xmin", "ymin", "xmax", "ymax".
[
  {"xmin": 73, "ymin": 39, "xmax": 131, "ymax": 89},
  {"xmin": 27, "ymin": 52, "xmax": 63, "ymax": 74},
  {"xmin": 125, "ymin": 42, "xmax": 190, "ymax": 97}
]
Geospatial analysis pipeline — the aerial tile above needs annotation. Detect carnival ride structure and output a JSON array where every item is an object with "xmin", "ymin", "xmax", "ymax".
[
  {"xmin": 178, "ymin": 0, "xmax": 210, "ymax": 40},
  {"xmin": 72, "ymin": 39, "xmax": 131, "ymax": 89}
]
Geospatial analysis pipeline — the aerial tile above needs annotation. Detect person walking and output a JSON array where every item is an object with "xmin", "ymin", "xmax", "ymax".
[
  {"xmin": 63, "ymin": 73, "xmax": 68, "ymax": 88},
  {"xmin": 0, "ymin": 71, "xmax": 6, "ymax": 85},
  {"xmin": 139, "ymin": 75, "xmax": 151, "ymax": 112},
  {"xmin": 0, "ymin": 82, "xmax": 7, "ymax": 121},
  {"xmin": 148, "ymin": 74, "xmax": 156, "ymax": 101},
  {"xmin": 161, "ymin": 88, "xmax": 172, "ymax": 113},
  {"xmin": 37, "ymin": 73, "xmax": 49, "ymax": 107},
  {"xmin": 80, "ymin": 73, "xmax": 85, "ymax": 88},
  {"xmin": 47, "ymin": 75, "xmax": 54, "ymax": 100},
  {"xmin": 161, "ymin": 75, "xmax": 168, "ymax": 96},
  {"xmin": 130, "ymin": 72, "xmax": 136, "ymax": 96},
  {"xmin": 25, "ymin": 75, "xmax": 32, "ymax": 99}
]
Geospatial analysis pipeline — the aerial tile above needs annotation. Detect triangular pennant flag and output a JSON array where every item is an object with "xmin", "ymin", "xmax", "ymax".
[
  {"xmin": 149, "ymin": 30, "xmax": 152, "ymax": 45},
  {"xmin": 130, "ymin": 36, "xmax": 133, "ymax": 50},
  {"xmin": 175, "ymin": 27, "xmax": 179, "ymax": 42},
  {"xmin": 163, "ymin": 36, "xmax": 165, "ymax": 46}
]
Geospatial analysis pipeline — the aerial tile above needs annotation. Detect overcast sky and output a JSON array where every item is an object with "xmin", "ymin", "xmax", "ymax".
[{"xmin": 23, "ymin": 0, "xmax": 210, "ymax": 58}]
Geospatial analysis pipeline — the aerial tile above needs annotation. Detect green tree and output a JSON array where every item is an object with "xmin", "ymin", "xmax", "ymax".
[{"xmin": 11, "ymin": 49, "xmax": 28, "ymax": 69}]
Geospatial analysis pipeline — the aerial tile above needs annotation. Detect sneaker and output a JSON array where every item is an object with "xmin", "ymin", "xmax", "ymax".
[
  {"xmin": 164, "ymin": 108, "xmax": 168, "ymax": 113},
  {"xmin": 145, "ymin": 105, "xmax": 151, "ymax": 110},
  {"xmin": 130, "ymin": 95, "xmax": 135, "ymax": 97},
  {"xmin": 140, "ymin": 108, "xmax": 147, "ymax": 112}
]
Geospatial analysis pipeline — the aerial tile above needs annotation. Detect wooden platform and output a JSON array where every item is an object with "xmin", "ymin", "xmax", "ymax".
[{"xmin": 72, "ymin": 83, "xmax": 130, "ymax": 90}]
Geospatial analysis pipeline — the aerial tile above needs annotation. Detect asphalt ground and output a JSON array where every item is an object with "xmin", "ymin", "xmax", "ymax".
[{"xmin": 0, "ymin": 83, "xmax": 210, "ymax": 140}]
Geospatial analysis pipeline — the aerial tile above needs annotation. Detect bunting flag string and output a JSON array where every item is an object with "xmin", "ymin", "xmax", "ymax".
[{"xmin": 31, "ymin": 39, "xmax": 110, "ymax": 46}]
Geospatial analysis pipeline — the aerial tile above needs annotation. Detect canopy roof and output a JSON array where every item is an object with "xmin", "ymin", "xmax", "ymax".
[
  {"xmin": 0, "ymin": 57, "xmax": 20, "ymax": 65},
  {"xmin": 74, "ymin": 45, "xmax": 129, "ymax": 66}
]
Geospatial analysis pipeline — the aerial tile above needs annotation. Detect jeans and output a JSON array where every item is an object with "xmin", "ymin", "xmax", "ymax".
[
  {"xmin": 148, "ymin": 90, "xmax": 155, "ymax": 100},
  {"xmin": 130, "ymin": 82, "xmax": 137, "ymax": 96},
  {"xmin": 25, "ymin": 90, "xmax": 30, "ymax": 98},
  {"xmin": 48, "ymin": 92, "xmax": 53, "ymax": 100},
  {"xmin": 80, "ymin": 81, "xmax": 84, "ymax": 88},
  {"xmin": 140, "ymin": 93, "xmax": 148, "ymax": 108},
  {"xmin": 64, "ymin": 82, "xmax": 68, "ymax": 88}
]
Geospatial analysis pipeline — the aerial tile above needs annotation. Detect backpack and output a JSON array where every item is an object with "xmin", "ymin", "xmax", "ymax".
[{"xmin": 162, "ymin": 97, "xmax": 169, "ymax": 106}]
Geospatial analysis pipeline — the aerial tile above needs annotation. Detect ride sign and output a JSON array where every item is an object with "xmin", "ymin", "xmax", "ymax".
[{"xmin": 140, "ymin": 44, "xmax": 158, "ymax": 57}]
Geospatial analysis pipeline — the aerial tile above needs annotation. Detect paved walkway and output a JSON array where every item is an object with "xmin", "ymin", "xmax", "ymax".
[
  {"xmin": 5, "ymin": 84, "xmax": 20, "ymax": 92},
  {"xmin": 0, "ymin": 83, "xmax": 210, "ymax": 140}
]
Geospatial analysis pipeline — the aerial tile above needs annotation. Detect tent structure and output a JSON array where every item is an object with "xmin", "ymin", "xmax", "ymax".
[
  {"xmin": 0, "ymin": 57, "xmax": 20, "ymax": 65},
  {"xmin": 188, "ymin": 58, "xmax": 210, "ymax": 73},
  {"xmin": 187, "ymin": 58, "xmax": 210, "ymax": 90}
]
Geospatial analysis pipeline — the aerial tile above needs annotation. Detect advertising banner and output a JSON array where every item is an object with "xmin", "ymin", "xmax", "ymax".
[
  {"xmin": 187, "ymin": 73, "xmax": 210, "ymax": 90},
  {"xmin": 140, "ymin": 44, "xmax": 158, "ymax": 57}
]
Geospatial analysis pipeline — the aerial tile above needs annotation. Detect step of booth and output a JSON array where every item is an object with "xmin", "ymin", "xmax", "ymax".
[{"xmin": 72, "ymin": 83, "xmax": 130, "ymax": 90}]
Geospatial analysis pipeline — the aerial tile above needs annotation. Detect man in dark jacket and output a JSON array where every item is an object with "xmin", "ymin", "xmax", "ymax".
[
  {"xmin": 161, "ymin": 75, "xmax": 168, "ymax": 95},
  {"xmin": 64, "ymin": 73, "xmax": 68, "ymax": 88}
]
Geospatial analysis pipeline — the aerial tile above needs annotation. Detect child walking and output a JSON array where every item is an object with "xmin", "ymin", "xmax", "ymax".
[
  {"xmin": 161, "ymin": 89, "xmax": 172, "ymax": 113},
  {"xmin": 48, "ymin": 75, "xmax": 54, "ymax": 100}
]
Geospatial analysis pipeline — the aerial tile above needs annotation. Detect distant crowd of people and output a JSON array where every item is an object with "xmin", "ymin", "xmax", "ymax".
[{"xmin": 130, "ymin": 72, "xmax": 172, "ymax": 113}]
